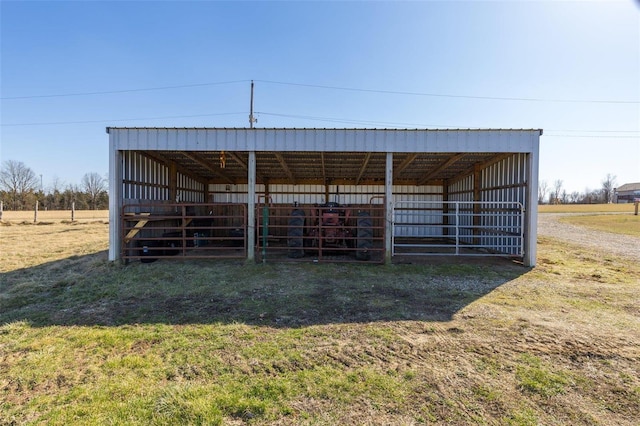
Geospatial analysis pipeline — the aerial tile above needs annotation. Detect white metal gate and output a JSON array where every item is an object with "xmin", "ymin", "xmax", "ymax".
[{"xmin": 392, "ymin": 201, "xmax": 524, "ymax": 257}]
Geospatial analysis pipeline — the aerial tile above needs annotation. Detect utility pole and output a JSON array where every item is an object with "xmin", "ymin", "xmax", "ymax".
[{"xmin": 249, "ymin": 80, "xmax": 256, "ymax": 128}]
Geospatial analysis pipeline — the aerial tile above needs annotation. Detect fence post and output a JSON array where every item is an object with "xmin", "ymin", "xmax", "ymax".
[
  {"xmin": 0, "ymin": 200, "xmax": 3, "ymax": 221},
  {"xmin": 635, "ymin": 200, "xmax": 639, "ymax": 216},
  {"xmin": 71, "ymin": 202, "xmax": 75, "ymax": 222},
  {"xmin": 34, "ymin": 200, "xmax": 39, "ymax": 223}
]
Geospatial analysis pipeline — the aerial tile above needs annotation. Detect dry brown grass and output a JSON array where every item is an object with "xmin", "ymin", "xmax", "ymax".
[
  {"xmin": 538, "ymin": 203, "xmax": 636, "ymax": 213},
  {"xmin": 0, "ymin": 222, "xmax": 109, "ymax": 272},
  {"xmin": 1, "ymin": 221, "xmax": 639, "ymax": 425},
  {"xmin": 560, "ymin": 214, "xmax": 640, "ymax": 237}
]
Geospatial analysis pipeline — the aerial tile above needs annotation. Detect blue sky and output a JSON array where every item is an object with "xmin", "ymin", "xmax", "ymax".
[{"xmin": 1, "ymin": 0, "xmax": 638, "ymax": 194}]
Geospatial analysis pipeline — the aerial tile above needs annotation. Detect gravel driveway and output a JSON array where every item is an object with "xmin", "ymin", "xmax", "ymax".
[{"xmin": 537, "ymin": 213, "xmax": 640, "ymax": 260}]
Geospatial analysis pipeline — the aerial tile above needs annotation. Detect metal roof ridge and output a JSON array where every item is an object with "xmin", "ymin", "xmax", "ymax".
[{"xmin": 107, "ymin": 127, "xmax": 543, "ymax": 132}]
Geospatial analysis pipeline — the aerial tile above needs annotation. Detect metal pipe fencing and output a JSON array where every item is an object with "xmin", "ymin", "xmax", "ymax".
[{"xmin": 392, "ymin": 201, "xmax": 524, "ymax": 258}]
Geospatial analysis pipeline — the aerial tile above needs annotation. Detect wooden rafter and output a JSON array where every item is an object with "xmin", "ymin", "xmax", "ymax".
[
  {"xmin": 183, "ymin": 152, "xmax": 234, "ymax": 184},
  {"xmin": 138, "ymin": 151, "xmax": 203, "ymax": 184},
  {"xmin": 227, "ymin": 151, "xmax": 266, "ymax": 183},
  {"xmin": 355, "ymin": 153, "xmax": 372, "ymax": 185},
  {"xmin": 320, "ymin": 152, "xmax": 327, "ymax": 184},
  {"xmin": 227, "ymin": 151, "xmax": 247, "ymax": 170},
  {"xmin": 274, "ymin": 153, "xmax": 296, "ymax": 184},
  {"xmin": 478, "ymin": 153, "xmax": 513, "ymax": 170},
  {"xmin": 417, "ymin": 153, "xmax": 465, "ymax": 185},
  {"xmin": 393, "ymin": 153, "xmax": 418, "ymax": 179},
  {"xmin": 448, "ymin": 153, "xmax": 514, "ymax": 186}
]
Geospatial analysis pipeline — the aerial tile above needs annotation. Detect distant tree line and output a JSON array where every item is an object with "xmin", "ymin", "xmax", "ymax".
[
  {"xmin": 538, "ymin": 173, "xmax": 618, "ymax": 204},
  {"xmin": 0, "ymin": 160, "xmax": 108, "ymax": 211}
]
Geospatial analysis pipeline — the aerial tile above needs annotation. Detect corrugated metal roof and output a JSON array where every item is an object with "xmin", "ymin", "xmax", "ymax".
[
  {"xmin": 107, "ymin": 127, "xmax": 542, "ymax": 154},
  {"xmin": 107, "ymin": 127, "xmax": 543, "ymax": 133},
  {"xmin": 616, "ymin": 182, "xmax": 640, "ymax": 192},
  {"xmin": 109, "ymin": 127, "xmax": 542, "ymax": 186}
]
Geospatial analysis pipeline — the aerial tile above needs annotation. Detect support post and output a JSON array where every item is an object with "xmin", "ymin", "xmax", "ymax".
[
  {"xmin": 442, "ymin": 180, "xmax": 449, "ymax": 236},
  {"xmin": 71, "ymin": 201, "xmax": 75, "ymax": 222},
  {"xmin": 169, "ymin": 163, "xmax": 178, "ymax": 202},
  {"xmin": 473, "ymin": 164, "xmax": 481, "ymax": 246},
  {"xmin": 108, "ymin": 141, "xmax": 123, "ymax": 261},
  {"xmin": 0, "ymin": 200, "xmax": 3, "ymax": 221},
  {"xmin": 247, "ymin": 151, "xmax": 256, "ymax": 262},
  {"xmin": 385, "ymin": 152, "xmax": 393, "ymax": 264},
  {"xmin": 34, "ymin": 200, "xmax": 38, "ymax": 223},
  {"xmin": 524, "ymin": 147, "xmax": 540, "ymax": 267}
]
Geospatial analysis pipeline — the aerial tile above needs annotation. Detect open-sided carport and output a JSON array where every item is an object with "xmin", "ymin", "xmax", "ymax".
[{"xmin": 107, "ymin": 128, "xmax": 541, "ymax": 266}]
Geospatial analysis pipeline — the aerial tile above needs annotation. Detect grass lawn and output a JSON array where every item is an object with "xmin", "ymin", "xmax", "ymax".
[
  {"xmin": 559, "ymin": 214, "xmax": 640, "ymax": 237},
  {"xmin": 538, "ymin": 203, "xmax": 636, "ymax": 214},
  {"xmin": 1, "ymin": 222, "xmax": 639, "ymax": 425}
]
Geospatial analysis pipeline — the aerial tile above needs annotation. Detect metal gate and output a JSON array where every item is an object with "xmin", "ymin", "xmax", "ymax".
[
  {"xmin": 121, "ymin": 202, "xmax": 247, "ymax": 261},
  {"xmin": 256, "ymin": 203, "xmax": 385, "ymax": 263},
  {"xmin": 392, "ymin": 201, "xmax": 524, "ymax": 258}
]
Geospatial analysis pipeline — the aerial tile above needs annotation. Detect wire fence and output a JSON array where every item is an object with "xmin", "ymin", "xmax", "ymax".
[{"xmin": 0, "ymin": 207, "xmax": 109, "ymax": 223}]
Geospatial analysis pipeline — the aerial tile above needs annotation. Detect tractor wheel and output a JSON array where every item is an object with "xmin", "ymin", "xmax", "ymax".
[
  {"xmin": 356, "ymin": 211, "xmax": 373, "ymax": 260},
  {"xmin": 287, "ymin": 209, "xmax": 305, "ymax": 258}
]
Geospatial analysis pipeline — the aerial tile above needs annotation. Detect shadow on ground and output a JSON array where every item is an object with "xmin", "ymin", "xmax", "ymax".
[{"xmin": 0, "ymin": 250, "xmax": 528, "ymax": 328}]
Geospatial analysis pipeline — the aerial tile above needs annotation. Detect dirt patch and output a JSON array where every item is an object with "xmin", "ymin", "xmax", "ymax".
[{"xmin": 538, "ymin": 213, "xmax": 640, "ymax": 260}]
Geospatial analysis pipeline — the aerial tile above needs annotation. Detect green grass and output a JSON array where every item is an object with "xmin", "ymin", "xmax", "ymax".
[
  {"xmin": 516, "ymin": 353, "xmax": 570, "ymax": 397},
  {"xmin": 1, "ymin": 222, "xmax": 640, "ymax": 425}
]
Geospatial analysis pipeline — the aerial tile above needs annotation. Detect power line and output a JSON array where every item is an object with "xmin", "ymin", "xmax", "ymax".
[
  {"xmin": 0, "ymin": 80, "xmax": 249, "ymax": 100},
  {"xmin": 256, "ymin": 112, "xmax": 458, "ymax": 128},
  {"xmin": 257, "ymin": 112, "xmax": 640, "ymax": 137},
  {"xmin": 0, "ymin": 112, "xmax": 246, "ymax": 127},
  {"xmin": 3, "ymin": 109, "xmax": 639, "ymax": 139},
  {"xmin": 3, "ymin": 78, "xmax": 638, "ymax": 105},
  {"xmin": 542, "ymin": 134, "xmax": 640, "ymax": 139},
  {"xmin": 255, "ymin": 79, "xmax": 640, "ymax": 105}
]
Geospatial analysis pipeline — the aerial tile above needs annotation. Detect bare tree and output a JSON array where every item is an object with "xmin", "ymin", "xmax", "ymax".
[
  {"xmin": 0, "ymin": 160, "xmax": 39, "ymax": 210},
  {"xmin": 551, "ymin": 179, "xmax": 564, "ymax": 204},
  {"xmin": 82, "ymin": 172, "xmax": 107, "ymax": 210},
  {"xmin": 569, "ymin": 191, "xmax": 581, "ymax": 204},
  {"xmin": 538, "ymin": 180, "xmax": 549, "ymax": 204},
  {"xmin": 601, "ymin": 173, "xmax": 617, "ymax": 204}
]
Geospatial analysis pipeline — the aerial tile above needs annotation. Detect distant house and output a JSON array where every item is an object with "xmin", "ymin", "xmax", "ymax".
[{"xmin": 614, "ymin": 182, "xmax": 640, "ymax": 203}]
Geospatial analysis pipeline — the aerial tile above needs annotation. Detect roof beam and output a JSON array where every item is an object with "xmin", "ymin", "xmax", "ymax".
[
  {"xmin": 393, "ymin": 153, "xmax": 418, "ymax": 179},
  {"xmin": 183, "ymin": 152, "xmax": 234, "ymax": 184},
  {"xmin": 138, "ymin": 151, "xmax": 204, "ymax": 184},
  {"xmin": 417, "ymin": 153, "xmax": 465, "ymax": 185},
  {"xmin": 274, "ymin": 153, "xmax": 296, "ymax": 184},
  {"xmin": 448, "ymin": 153, "xmax": 514, "ymax": 186},
  {"xmin": 355, "ymin": 153, "xmax": 372, "ymax": 185},
  {"xmin": 227, "ymin": 151, "xmax": 247, "ymax": 170},
  {"xmin": 227, "ymin": 151, "xmax": 267, "ymax": 183}
]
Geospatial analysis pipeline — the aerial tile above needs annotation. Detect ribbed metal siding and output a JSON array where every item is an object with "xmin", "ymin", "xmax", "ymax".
[
  {"xmin": 121, "ymin": 151, "xmax": 205, "ymax": 203},
  {"xmin": 448, "ymin": 175, "xmax": 474, "ymax": 242},
  {"xmin": 122, "ymin": 151, "xmax": 169, "ymax": 201},
  {"xmin": 177, "ymin": 173, "xmax": 205, "ymax": 203},
  {"xmin": 392, "ymin": 186, "xmax": 443, "ymax": 237},
  {"xmin": 109, "ymin": 128, "xmax": 541, "ymax": 154},
  {"xmin": 480, "ymin": 154, "xmax": 527, "ymax": 255},
  {"xmin": 210, "ymin": 183, "xmax": 442, "ymax": 238}
]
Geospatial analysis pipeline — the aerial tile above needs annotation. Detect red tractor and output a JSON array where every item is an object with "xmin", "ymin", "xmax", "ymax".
[
  {"xmin": 307, "ymin": 202, "xmax": 353, "ymax": 251},
  {"xmin": 288, "ymin": 202, "xmax": 372, "ymax": 260}
]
